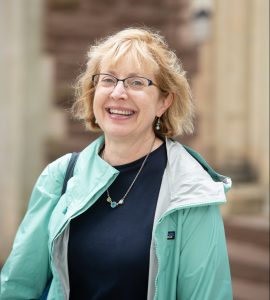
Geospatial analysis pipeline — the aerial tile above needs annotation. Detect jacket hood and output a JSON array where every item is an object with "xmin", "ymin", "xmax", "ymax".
[{"xmin": 164, "ymin": 138, "xmax": 231, "ymax": 212}]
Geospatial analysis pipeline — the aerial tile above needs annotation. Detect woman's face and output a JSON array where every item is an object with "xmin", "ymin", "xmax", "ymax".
[{"xmin": 93, "ymin": 57, "xmax": 171, "ymax": 142}]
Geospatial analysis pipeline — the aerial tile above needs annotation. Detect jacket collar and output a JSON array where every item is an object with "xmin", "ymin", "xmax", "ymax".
[
  {"xmin": 50, "ymin": 136, "xmax": 231, "ymax": 243},
  {"xmin": 49, "ymin": 136, "xmax": 119, "ymax": 243},
  {"xmin": 163, "ymin": 138, "xmax": 231, "ymax": 213},
  {"xmin": 68, "ymin": 136, "xmax": 231, "ymax": 214},
  {"xmin": 65, "ymin": 135, "xmax": 119, "ymax": 213}
]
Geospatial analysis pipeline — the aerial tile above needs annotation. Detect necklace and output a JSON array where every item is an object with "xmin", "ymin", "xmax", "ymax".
[{"xmin": 102, "ymin": 138, "xmax": 156, "ymax": 208}]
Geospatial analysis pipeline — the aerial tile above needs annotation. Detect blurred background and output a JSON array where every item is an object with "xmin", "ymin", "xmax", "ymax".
[{"xmin": 0, "ymin": 0, "xmax": 269, "ymax": 299}]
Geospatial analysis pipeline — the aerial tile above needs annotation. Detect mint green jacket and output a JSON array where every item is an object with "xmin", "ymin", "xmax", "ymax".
[{"xmin": 0, "ymin": 137, "xmax": 233, "ymax": 300}]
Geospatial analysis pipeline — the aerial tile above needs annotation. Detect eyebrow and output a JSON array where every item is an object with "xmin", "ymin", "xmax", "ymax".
[{"xmin": 104, "ymin": 71, "xmax": 144, "ymax": 78}]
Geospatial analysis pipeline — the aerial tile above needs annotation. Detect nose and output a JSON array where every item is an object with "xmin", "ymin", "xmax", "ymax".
[{"xmin": 110, "ymin": 81, "xmax": 128, "ymax": 100}]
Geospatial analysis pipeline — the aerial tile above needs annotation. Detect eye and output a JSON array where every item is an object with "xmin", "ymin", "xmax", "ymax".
[
  {"xmin": 100, "ymin": 75, "xmax": 116, "ymax": 85},
  {"xmin": 128, "ymin": 77, "xmax": 146, "ymax": 87}
]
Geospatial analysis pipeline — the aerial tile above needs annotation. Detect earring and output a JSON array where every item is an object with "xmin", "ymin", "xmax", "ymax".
[
  {"xmin": 155, "ymin": 117, "xmax": 161, "ymax": 131},
  {"xmin": 94, "ymin": 118, "xmax": 98, "ymax": 124}
]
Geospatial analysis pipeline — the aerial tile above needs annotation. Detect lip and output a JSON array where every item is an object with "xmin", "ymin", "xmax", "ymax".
[{"xmin": 105, "ymin": 106, "xmax": 136, "ymax": 118}]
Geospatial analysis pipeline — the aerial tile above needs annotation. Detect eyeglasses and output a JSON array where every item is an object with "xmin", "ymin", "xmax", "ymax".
[{"xmin": 92, "ymin": 73, "xmax": 160, "ymax": 91}]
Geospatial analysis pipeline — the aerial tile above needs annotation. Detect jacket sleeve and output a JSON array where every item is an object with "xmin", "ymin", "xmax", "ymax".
[
  {"xmin": 0, "ymin": 154, "xmax": 71, "ymax": 300},
  {"xmin": 177, "ymin": 205, "xmax": 233, "ymax": 300}
]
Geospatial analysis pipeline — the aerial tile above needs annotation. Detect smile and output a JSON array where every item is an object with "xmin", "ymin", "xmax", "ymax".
[{"xmin": 106, "ymin": 108, "xmax": 135, "ymax": 116}]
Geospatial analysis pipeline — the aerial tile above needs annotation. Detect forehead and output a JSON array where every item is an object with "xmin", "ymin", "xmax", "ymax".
[{"xmin": 99, "ymin": 46, "xmax": 159, "ymax": 76}]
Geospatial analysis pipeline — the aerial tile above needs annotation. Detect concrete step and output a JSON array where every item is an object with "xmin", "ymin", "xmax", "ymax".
[
  {"xmin": 227, "ymin": 240, "xmax": 269, "ymax": 283},
  {"xmin": 225, "ymin": 216, "xmax": 270, "ymax": 299},
  {"xmin": 232, "ymin": 278, "xmax": 269, "ymax": 300},
  {"xmin": 225, "ymin": 216, "xmax": 269, "ymax": 248}
]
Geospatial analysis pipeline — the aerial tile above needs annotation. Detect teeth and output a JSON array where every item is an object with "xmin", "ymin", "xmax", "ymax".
[{"xmin": 109, "ymin": 109, "xmax": 134, "ymax": 116}]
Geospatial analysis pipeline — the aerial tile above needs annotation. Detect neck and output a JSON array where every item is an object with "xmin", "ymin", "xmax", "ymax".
[{"xmin": 102, "ymin": 134, "xmax": 163, "ymax": 166}]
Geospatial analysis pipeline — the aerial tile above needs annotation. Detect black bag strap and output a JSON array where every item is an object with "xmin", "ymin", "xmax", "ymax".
[
  {"xmin": 61, "ymin": 152, "xmax": 80, "ymax": 196},
  {"xmin": 39, "ymin": 152, "xmax": 79, "ymax": 300}
]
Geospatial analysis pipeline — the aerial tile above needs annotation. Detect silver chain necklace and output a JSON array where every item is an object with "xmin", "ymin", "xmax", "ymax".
[{"xmin": 102, "ymin": 138, "xmax": 156, "ymax": 208}]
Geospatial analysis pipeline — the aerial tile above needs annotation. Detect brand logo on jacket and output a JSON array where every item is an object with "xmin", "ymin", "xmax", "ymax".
[{"xmin": 167, "ymin": 231, "xmax": 175, "ymax": 240}]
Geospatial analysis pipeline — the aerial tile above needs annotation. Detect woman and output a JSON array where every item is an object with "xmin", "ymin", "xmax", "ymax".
[{"xmin": 0, "ymin": 28, "xmax": 233, "ymax": 299}]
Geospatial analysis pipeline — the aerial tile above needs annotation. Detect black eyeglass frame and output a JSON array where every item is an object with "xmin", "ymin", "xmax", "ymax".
[{"xmin": 92, "ymin": 73, "xmax": 160, "ymax": 89}]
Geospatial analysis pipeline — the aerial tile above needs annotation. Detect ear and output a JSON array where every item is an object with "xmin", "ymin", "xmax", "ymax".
[{"xmin": 157, "ymin": 92, "xmax": 173, "ymax": 117}]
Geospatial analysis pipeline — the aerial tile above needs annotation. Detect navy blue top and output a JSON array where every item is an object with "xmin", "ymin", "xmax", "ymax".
[{"xmin": 68, "ymin": 142, "xmax": 167, "ymax": 300}]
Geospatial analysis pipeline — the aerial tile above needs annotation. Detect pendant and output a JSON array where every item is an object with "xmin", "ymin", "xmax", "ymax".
[
  {"xmin": 110, "ymin": 201, "xmax": 117, "ymax": 208},
  {"xmin": 106, "ymin": 195, "xmax": 124, "ymax": 208}
]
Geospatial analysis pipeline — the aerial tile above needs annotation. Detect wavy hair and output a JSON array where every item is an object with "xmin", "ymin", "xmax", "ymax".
[{"xmin": 72, "ymin": 27, "xmax": 194, "ymax": 137}]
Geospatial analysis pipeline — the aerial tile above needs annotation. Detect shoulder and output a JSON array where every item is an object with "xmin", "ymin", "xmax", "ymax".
[
  {"xmin": 166, "ymin": 138, "xmax": 207, "ymax": 171},
  {"xmin": 45, "ymin": 153, "xmax": 72, "ymax": 183},
  {"xmin": 164, "ymin": 138, "xmax": 229, "ymax": 208},
  {"xmin": 27, "ymin": 153, "xmax": 72, "ymax": 206},
  {"xmin": 35, "ymin": 136, "xmax": 103, "ymax": 195},
  {"xmin": 37, "ymin": 153, "xmax": 72, "ymax": 188},
  {"xmin": 44, "ymin": 136, "xmax": 103, "ymax": 180},
  {"xmin": 165, "ymin": 138, "xmax": 212, "ymax": 182},
  {"xmin": 166, "ymin": 138, "xmax": 231, "ymax": 187}
]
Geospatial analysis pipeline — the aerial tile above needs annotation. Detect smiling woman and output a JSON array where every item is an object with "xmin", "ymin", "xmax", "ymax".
[
  {"xmin": 0, "ymin": 27, "xmax": 233, "ymax": 300},
  {"xmin": 91, "ymin": 57, "xmax": 172, "ymax": 151},
  {"xmin": 72, "ymin": 27, "xmax": 194, "ymax": 138}
]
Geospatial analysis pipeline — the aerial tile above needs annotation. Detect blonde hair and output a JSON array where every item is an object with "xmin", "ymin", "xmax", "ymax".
[{"xmin": 72, "ymin": 27, "xmax": 194, "ymax": 137}]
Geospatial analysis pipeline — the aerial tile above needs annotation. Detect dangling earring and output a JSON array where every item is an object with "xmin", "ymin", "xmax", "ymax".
[
  {"xmin": 155, "ymin": 117, "xmax": 161, "ymax": 131},
  {"xmin": 94, "ymin": 118, "xmax": 98, "ymax": 124}
]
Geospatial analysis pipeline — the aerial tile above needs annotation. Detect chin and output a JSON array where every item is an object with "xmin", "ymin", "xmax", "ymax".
[
  {"xmin": 102, "ymin": 123, "xmax": 133, "ymax": 136},
  {"xmin": 104, "ymin": 130, "xmax": 134, "ymax": 139}
]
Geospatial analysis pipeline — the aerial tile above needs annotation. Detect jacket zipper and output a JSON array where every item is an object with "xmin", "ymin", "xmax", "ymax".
[{"xmin": 153, "ymin": 209, "xmax": 179, "ymax": 300}]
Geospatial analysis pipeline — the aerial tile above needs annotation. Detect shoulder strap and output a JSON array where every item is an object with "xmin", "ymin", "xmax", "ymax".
[
  {"xmin": 61, "ymin": 152, "xmax": 80, "ymax": 196},
  {"xmin": 39, "ymin": 152, "xmax": 79, "ymax": 300}
]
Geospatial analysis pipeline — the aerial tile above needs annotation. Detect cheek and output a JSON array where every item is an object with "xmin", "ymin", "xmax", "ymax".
[
  {"xmin": 92, "ymin": 99, "xmax": 103, "ymax": 121},
  {"xmin": 92, "ymin": 97, "xmax": 98, "ymax": 114},
  {"xmin": 93, "ymin": 92, "xmax": 105, "ymax": 112}
]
